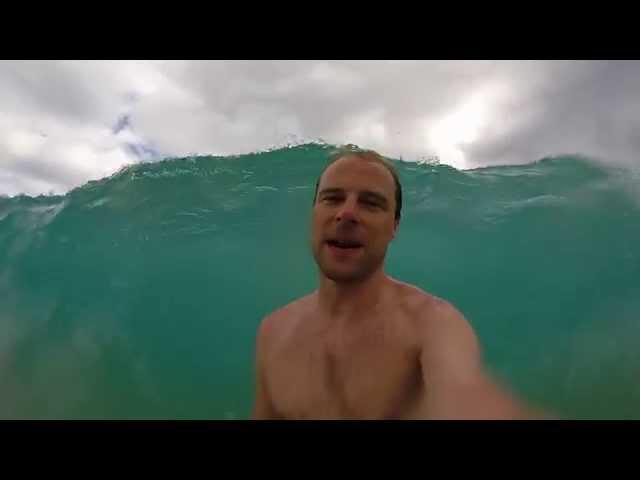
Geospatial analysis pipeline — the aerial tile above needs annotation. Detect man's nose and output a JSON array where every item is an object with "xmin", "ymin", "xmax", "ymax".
[{"xmin": 336, "ymin": 197, "xmax": 359, "ymax": 223}]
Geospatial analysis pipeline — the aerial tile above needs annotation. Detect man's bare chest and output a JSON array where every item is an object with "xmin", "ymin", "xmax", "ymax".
[{"xmin": 266, "ymin": 326, "xmax": 422, "ymax": 419}]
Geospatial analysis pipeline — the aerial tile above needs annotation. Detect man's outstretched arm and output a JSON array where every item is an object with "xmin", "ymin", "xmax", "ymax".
[{"xmin": 418, "ymin": 301, "xmax": 547, "ymax": 420}]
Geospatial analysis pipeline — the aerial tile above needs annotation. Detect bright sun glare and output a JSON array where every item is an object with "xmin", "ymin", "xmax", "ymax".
[{"xmin": 426, "ymin": 93, "xmax": 491, "ymax": 169}]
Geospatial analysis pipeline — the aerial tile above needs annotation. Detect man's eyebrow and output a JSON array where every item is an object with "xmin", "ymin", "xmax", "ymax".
[
  {"xmin": 317, "ymin": 188, "xmax": 344, "ymax": 197},
  {"xmin": 318, "ymin": 188, "xmax": 389, "ymax": 205}
]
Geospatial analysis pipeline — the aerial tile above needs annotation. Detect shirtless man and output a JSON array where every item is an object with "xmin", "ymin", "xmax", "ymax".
[{"xmin": 253, "ymin": 148, "xmax": 537, "ymax": 419}]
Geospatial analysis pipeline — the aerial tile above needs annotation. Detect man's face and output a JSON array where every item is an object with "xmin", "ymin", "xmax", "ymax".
[{"xmin": 310, "ymin": 155, "xmax": 399, "ymax": 284}]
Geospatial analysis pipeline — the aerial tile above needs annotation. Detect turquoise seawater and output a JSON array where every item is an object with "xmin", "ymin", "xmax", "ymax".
[{"xmin": 1, "ymin": 143, "xmax": 639, "ymax": 419}]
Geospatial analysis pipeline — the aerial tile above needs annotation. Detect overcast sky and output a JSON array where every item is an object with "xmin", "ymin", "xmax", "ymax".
[{"xmin": 1, "ymin": 60, "xmax": 639, "ymax": 197}]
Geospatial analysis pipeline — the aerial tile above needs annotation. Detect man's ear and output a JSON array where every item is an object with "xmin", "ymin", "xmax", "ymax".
[{"xmin": 391, "ymin": 219, "xmax": 400, "ymax": 240}]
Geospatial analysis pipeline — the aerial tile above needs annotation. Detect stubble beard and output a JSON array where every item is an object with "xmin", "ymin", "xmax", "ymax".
[{"xmin": 312, "ymin": 243, "xmax": 387, "ymax": 285}]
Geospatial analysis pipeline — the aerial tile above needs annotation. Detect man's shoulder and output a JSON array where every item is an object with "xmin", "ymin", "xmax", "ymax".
[
  {"xmin": 390, "ymin": 279, "xmax": 479, "ymax": 360},
  {"xmin": 265, "ymin": 292, "xmax": 315, "ymax": 322},
  {"xmin": 258, "ymin": 293, "xmax": 315, "ymax": 340},
  {"xmin": 390, "ymin": 278, "xmax": 467, "ymax": 329},
  {"xmin": 390, "ymin": 278, "xmax": 450, "ymax": 313}
]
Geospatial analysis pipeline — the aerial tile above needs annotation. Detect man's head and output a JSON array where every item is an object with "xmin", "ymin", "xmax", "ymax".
[{"xmin": 310, "ymin": 148, "xmax": 402, "ymax": 284}]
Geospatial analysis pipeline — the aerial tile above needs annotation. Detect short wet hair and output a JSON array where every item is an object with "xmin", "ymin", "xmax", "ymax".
[{"xmin": 313, "ymin": 146, "xmax": 402, "ymax": 221}]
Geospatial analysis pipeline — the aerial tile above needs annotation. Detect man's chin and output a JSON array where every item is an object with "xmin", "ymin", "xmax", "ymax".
[
  {"xmin": 312, "ymin": 250, "xmax": 383, "ymax": 284},
  {"xmin": 318, "ymin": 265, "xmax": 374, "ymax": 284},
  {"xmin": 323, "ymin": 272, "xmax": 363, "ymax": 284}
]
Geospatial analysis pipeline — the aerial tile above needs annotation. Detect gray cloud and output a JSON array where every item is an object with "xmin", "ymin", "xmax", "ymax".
[
  {"xmin": 1, "ymin": 60, "xmax": 639, "ymax": 196},
  {"xmin": 463, "ymin": 61, "xmax": 640, "ymax": 168}
]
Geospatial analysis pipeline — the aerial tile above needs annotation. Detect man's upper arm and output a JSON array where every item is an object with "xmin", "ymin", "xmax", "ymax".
[
  {"xmin": 252, "ymin": 314, "xmax": 280, "ymax": 419},
  {"xmin": 419, "ymin": 300, "xmax": 531, "ymax": 419}
]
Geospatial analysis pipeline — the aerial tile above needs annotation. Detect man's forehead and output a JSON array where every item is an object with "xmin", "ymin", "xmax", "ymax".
[{"xmin": 319, "ymin": 156, "xmax": 395, "ymax": 192}]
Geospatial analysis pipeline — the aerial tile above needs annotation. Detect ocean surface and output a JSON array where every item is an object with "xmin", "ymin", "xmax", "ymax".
[{"xmin": 1, "ymin": 143, "xmax": 639, "ymax": 419}]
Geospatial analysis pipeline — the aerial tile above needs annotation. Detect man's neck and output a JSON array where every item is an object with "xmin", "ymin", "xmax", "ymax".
[{"xmin": 316, "ymin": 268, "xmax": 389, "ymax": 320}]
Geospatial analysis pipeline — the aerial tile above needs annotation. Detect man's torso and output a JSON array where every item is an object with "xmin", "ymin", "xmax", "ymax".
[{"xmin": 261, "ymin": 280, "xmax": 436, "ymax": 419}]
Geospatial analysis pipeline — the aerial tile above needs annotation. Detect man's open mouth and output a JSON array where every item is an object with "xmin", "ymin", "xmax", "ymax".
[{"xmin": 326, "ymin": 239, "xmax": 364, "ymax": 250}]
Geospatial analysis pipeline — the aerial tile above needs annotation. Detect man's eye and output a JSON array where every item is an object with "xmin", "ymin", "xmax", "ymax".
[
  {"xmin": 362, "ymin": 200, "xmax": 380, "ymax": 208},
  {"xmin": 323, "ymin": 196, "xmax": 340, "ymax": 202}
]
